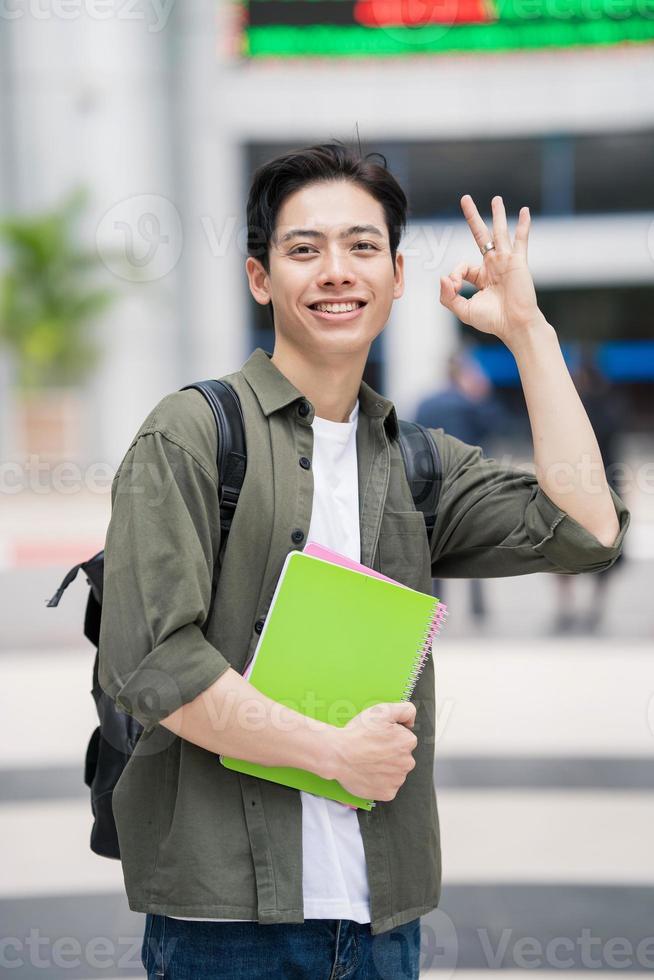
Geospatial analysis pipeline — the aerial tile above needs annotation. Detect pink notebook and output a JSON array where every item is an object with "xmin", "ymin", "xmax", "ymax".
[{"xmin": 303, "ymin": 541, "xmax": 410, "ymax": 587}]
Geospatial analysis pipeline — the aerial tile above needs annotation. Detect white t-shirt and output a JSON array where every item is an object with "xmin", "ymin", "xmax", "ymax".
[{"xmin": 170, "ymin": 398, "xmax": 371, "ymax": 923}]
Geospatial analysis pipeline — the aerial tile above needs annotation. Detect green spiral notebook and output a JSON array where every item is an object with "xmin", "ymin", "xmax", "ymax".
[{"xmin": 219, "ymin": 547, "xmax": 447, "ymax": 809}]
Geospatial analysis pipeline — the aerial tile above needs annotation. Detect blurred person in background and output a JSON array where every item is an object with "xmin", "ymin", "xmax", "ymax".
[
  {"xmin": 414, "ymin": 350, "xmax": 511, "ymax": 623},
  {"xmin": 552, "ymin": 355, "xmax": 629, "ymax": 634}
]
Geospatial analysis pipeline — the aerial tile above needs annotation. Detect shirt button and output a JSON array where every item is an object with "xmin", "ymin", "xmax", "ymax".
[
  {"xmin": 298, "ymin": 401, "xmax": 311, "ymax": 417},
  {"xmin": 299, "ymin": 456, "xmax": 311, "ymax": 470},
  {"xmin": 254, "ymin": 618, "xmax": 265, "ymax": 634},
  {"xmin": 291, "ymin": 528, "xmax": 305, "ymax": 544}
]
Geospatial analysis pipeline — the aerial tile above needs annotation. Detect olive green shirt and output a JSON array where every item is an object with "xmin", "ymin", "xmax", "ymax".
[{"xmin": 98, "ymin": 346, "xmax": 629, "ymax": 935}]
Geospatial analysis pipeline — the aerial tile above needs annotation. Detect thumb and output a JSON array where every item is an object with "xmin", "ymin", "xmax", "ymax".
[
  {"xmin": 440, "ymin": 274, "xmax": 471, "ymax": 324},
  {"xmin": 384, "ymin": 701, "xmax": 416, "ymax": 728}
]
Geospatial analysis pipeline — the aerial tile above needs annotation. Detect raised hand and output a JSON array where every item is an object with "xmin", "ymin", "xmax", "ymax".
[{"xmin": 439, "ymin": 194, "xmax": 545, "ymax": 347}]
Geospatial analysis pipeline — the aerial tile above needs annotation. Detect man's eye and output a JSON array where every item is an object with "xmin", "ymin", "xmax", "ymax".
[
  {"xmin": 289, "ymin": 245, "xmax": 317, "ymax": 255},
  {"xmin": 353, "ymin": 242, "xmax": 378, "ymax": 251}
]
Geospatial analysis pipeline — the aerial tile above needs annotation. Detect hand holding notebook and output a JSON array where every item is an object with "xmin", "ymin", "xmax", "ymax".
[
  {"xmin": 220, "ymin": 543, "xmax": 447, "ymax": 809},
  {"xmin": 326, "ymin": 696, "xmax": 420, "ymax": 804}
]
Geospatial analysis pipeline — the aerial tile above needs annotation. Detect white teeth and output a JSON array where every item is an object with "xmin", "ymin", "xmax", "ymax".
[{"xmin": 314, "ymin": 302, "xmax": 362, "ymax": 313}]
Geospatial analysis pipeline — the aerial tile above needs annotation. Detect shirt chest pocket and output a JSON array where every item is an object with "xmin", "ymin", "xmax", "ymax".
[{"xmin": 377, "ymin": 510, "xmax": 432, "ymax": 591}]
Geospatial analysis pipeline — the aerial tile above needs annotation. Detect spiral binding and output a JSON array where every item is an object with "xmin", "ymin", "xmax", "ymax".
[
  {"xmin": 401, "ymin": 598, "xmax": 449, "ymax": 700},
  {"xmin": 365, "ymin": 597, "xmax": 449, "ymax": 810}
]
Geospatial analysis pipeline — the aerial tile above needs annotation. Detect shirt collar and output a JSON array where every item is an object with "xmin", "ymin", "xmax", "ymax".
[{"xmin": 240, "ymin": 347, "xmax": 399, "ymax": 439}]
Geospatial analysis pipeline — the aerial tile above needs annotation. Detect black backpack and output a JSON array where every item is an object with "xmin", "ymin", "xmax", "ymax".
[{"xmin": 46, "ymin": 379, "xmax": 442, "ymax": 859}]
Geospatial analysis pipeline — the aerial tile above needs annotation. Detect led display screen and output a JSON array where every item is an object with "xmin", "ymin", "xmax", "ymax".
[{"xmin": 243, "ymin": 0, "xmax": 654, "ymax": 56}]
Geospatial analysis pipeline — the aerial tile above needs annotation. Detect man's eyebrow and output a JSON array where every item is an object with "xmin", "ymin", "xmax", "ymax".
[{"xmin": 275, "ymin": 224, "xmax": 385, "ymax": 245}]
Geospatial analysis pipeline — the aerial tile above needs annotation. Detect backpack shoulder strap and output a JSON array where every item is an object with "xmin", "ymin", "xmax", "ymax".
[
  {"xmin": 44, "ymin": 383, "xmax": 246, "ymax": 613},
  {"xmin": 179, "ymin": 379, "xmax": 247, "ymax": 539},
  {"xmin": 396, "ymin": 420, "xmax": 442, "ymax": 546}
]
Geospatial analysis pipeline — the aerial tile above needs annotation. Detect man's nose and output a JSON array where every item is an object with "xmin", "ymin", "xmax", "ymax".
[{"xmin": 318, "ymin": 250, "xmax": 354, "ymax": 285}]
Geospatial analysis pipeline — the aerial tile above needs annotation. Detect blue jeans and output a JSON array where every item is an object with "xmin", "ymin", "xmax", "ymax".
[{"xmin": 141, "ymin": 912, "xmax": 421, "ymax": 979}]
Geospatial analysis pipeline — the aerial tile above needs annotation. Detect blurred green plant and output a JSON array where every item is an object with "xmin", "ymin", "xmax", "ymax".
[{"xmin": 0, "ymin": 186, "xmax": 115, "ymax": 391}]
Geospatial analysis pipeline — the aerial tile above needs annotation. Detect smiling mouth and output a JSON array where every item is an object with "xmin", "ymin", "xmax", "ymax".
[{"xmin": 308, "ymin": 301, "xmax": 367, "ymax": 315}]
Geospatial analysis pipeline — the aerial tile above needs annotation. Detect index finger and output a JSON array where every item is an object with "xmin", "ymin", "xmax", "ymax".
[{"xmin": 460, "ymin": 194, "xmax": 492, "ymax": 252}]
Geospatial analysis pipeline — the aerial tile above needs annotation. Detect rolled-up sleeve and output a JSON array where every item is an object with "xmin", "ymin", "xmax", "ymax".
[
  {"xmin": 428, "ymin": 428, "xmax": 630, "ymax": 579},
  {"xmin": 98, "ymin": 428, "xmax": 232, "ymax": 732}
]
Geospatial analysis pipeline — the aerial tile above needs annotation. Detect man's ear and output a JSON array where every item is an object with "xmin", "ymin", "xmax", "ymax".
[
  {"xmin": 245, "ymin": 256, "xmax": 272, "ymax": 306},
  {"xmin": 393, "ymin": 251, "xmax": 405, "ymax": 300}
]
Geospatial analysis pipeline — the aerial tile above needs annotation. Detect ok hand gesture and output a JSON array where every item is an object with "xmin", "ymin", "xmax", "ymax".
[{"xmin": 439, "ymin": 195, "xmax": 545, "ymax": 348}]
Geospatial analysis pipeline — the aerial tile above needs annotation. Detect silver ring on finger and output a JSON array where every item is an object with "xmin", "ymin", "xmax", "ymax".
[{"xmin": 480, "ymin": 240, "xmax": 495, "ymax": 256}]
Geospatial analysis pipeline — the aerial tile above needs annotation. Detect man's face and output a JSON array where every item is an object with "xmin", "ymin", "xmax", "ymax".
[{"xmin": 246, "ymin": 180, "xmax": 404, "ymax": 358}]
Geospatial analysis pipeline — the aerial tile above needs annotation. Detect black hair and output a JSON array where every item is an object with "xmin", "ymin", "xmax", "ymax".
[{"xmin": 246, "ymin": 140, "xmax": 408, "ymax": 280}]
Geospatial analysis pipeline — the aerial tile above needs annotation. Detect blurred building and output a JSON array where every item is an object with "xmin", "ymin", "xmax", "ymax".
[{"xmin": 0, "ymin": 0, "xmax": 653, "ymax": 467}]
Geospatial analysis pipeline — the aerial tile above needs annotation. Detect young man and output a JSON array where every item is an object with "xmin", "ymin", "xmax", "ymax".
[{"xmin": 98, "ymin": 142, "xmax": 629, "ymax": 979}]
